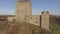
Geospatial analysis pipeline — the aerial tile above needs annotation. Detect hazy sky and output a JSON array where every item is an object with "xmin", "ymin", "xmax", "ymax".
[{"xmin": 0, "ymin": 0, "xmax": 60, "ymax": 15}]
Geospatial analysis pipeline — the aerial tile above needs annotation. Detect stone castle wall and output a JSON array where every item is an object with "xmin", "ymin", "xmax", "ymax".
[
  {"xmin": 7, "ymin": 11, "xmax": 50, "ymax": 30},
  {"xmin": 29, "ymin": 15, "xmax": 40, "ymax": 26}
]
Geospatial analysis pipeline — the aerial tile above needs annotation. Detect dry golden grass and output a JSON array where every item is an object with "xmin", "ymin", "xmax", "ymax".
[{"xmin": 0, "ymin": 22, "xmax": 40, "ymax": 34}]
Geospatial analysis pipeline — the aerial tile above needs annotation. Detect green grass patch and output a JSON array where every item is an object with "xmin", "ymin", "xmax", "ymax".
[{"xmin": 53, "ymin": 28, "xmax": 60, "ymax": 34}]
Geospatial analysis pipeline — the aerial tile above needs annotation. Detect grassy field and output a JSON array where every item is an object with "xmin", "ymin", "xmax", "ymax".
[
  {"xmin": 0, "ymin": 21, "xmax": 60, "ymax": 34},
  {"xmin": 0, "ymin": 22, "xmax": 40, "ymax": 34},
  {"xmin": 53, "ymin": 28, "xmax": 60, "ymax": 34},
  {"xmin": 51, "ymin": 22, "xmax": 60, "ymax": 34}
]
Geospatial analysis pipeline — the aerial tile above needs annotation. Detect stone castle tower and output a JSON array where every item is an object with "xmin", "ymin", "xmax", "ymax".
[
  {"xmin": 16, "ymin": 0, "xmax": 32, "ymax": 22},
  {"xmin": 41, "ymin": 11, "xmax": 50, "ymax": 30}
]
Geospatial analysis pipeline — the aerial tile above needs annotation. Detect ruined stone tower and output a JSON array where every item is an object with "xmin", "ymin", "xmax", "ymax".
[
  {"xmin": 41, "ymin": 11, "xmax": 50, "ymax": 30},
  {"xmin": 16, "ymin": 0, "xmax": 32, "ymax": 22}
]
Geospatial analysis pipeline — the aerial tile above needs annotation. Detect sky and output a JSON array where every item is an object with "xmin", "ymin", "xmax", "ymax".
[{"xmin": 0, "ymin": 0, "xmax": 60, "ymax": 15}]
